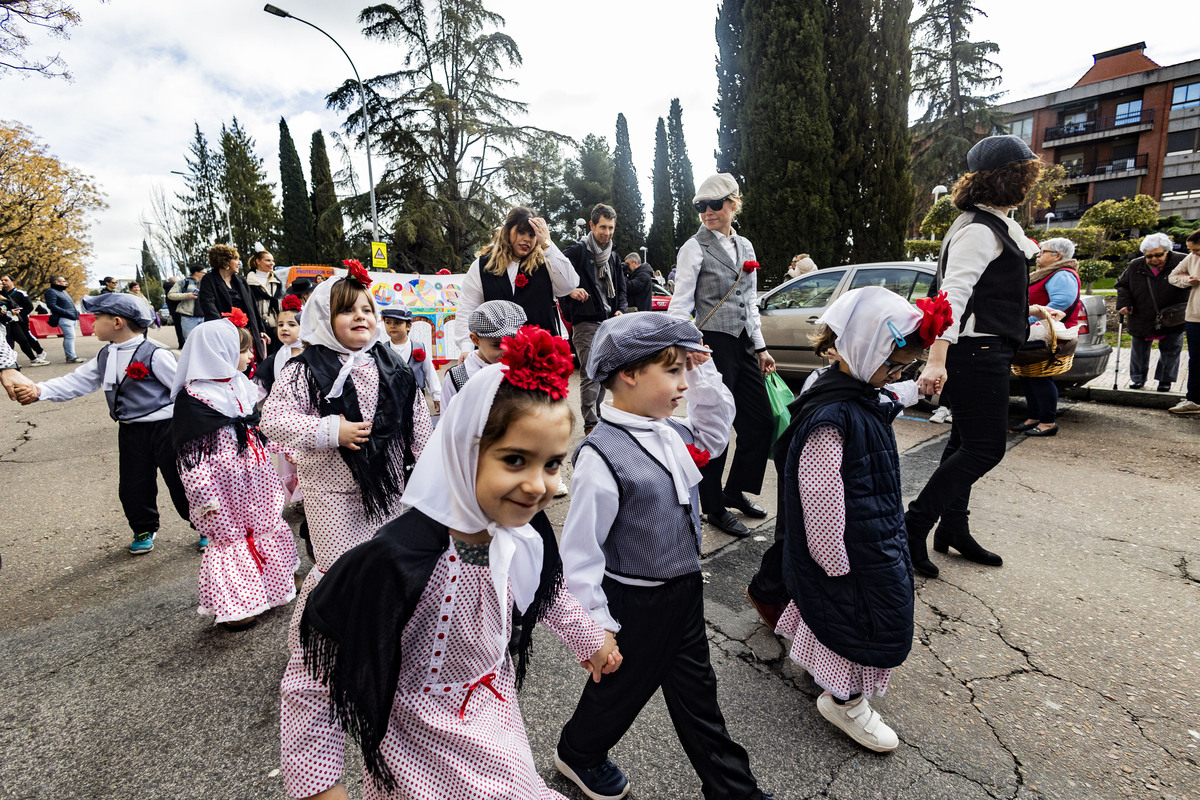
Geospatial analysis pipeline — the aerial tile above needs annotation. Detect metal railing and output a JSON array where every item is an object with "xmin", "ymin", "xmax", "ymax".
[
  {"xmin": 1060, "ymin": 153, "xmax": 1149, "ymax": 180},
  {"xmin": 1043, "ymin": 108, "xmax": 1154, "ymax": 142}
]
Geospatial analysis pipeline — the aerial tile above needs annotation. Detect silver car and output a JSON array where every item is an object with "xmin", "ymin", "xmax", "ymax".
[{"xmin": 757, "ymin": 261, "xmax": 1112, "ymax": 389}]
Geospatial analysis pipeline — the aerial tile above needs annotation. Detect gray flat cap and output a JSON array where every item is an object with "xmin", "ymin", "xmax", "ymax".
[
  {"xmin": 966, "ymin": 135, "xmax": 1036, "ymax": 173},
  {"xmin": 586, "ymin": 312, "xmax": 710, "ymax": 383},
  {"xmin": 468, "ymin": 300, "xmax": 527, "ymax": 338},
  {"xmin": 380, "ymin": 306, "xmax": 413, "ymax": 321},
  {"xmin": 82, "ymin": 292, "xmax": 155, "ymax": 329}
]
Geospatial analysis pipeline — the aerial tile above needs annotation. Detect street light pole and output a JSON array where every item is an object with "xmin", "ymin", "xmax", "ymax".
[
  {"xmin": 1044, "ymin": 212, "xmax": 1056, "ymax": 233},
  {"xmin": 264, "ymin": 4, "xmax": 379, "ymax": 238}
]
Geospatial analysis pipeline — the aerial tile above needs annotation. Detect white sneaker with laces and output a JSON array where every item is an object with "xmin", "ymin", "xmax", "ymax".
[
  {"xmin": 1168, "ymin": 399, "xmax": 1200, "ymax": 415},
  {"xmin": 930, "ymin": 406, "xmax": 952, "ymax": 424},
  {"xmin": 30, "ymin": 356, "xmax": 50, "ymax": 366},
  {"xmin": 817, "ymin": 692, "xmax": 899, "ymax": 752}
]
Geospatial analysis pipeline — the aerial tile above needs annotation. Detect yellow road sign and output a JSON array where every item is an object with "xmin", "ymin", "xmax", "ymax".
[{"xmin": 372, "ymin": 242, "xmax": 388, "ymax": 271}]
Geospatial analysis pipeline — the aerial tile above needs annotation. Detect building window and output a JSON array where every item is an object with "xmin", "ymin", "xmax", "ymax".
[
  {"xmin": 1115, "ymin": 99, "xmax": 1142, "ymax": 125},
  {"xmin": 1093, "ymin": 177, "xmax": 1139, "ymax": 203},
  {"xmin": 1166, "ymin": 129, "xmax": 1199, "ymax": 157},
  {"xmin": 1173, "ymin": 82, "xmax": 1200, "ymax": 110},
  {"xmin": 1008, "ymin": 117, "xmax": 1034, "ymax": 143},
  {"xmin": 1162, "ymin": 174, "xmax": 1200, "ymax": 203}
]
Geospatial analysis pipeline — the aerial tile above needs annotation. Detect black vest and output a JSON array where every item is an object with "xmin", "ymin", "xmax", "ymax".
[
  {"xmin": 478, "ymin": 263, "xmax": 560, "ymax": 335},
  {"xmin": 937, "ymin": 210, "xmax": 1030, "ymax": 349}
]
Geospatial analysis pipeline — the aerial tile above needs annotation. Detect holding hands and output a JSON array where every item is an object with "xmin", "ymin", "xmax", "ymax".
[
  {"xmin": 583, "ymin": 630, "xmax": 622, "ymax": 683},
  {"xmin": 2, "ymin": 369, "xmax": 37, "ymax": 402}
]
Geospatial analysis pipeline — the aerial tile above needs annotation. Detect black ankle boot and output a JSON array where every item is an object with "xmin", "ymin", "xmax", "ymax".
[
  {"xmin": 933, "ymin": 528, "xmax": 1003, "ymax": 567},
  {"xmin": 905, "ymin": 514, "xmax": 939, "ymax": 578}
]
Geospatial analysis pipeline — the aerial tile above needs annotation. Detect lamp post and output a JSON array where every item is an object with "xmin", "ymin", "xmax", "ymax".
[
  {"xmin": 1044, "ymin": 212, "xmax": 1056, "ymax": 233},
  {"xmin": 639, "ymin": 245, "xmax": 648, "ymax": 266},
  {"xmin": 264, "ymin": 4, "xmax": 379, "ymax": 237},
  {"xmin": 172, "ymin": 170, "xmax": 234, "ymax": 245}
]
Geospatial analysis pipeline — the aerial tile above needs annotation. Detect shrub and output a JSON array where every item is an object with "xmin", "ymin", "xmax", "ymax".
[
  {"xmin": 905, "ymin": 239, "xmax": 942, "ymax": 261},
  {"xmin": 919, "ymin": 196, "xmax": 961, "ymax": 240},
  {"xmin": 1077, "ymin": 260, "xmax": 1109, "ymax": 294}
]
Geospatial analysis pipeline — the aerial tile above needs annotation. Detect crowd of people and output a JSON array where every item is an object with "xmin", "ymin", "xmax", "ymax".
[{"xmin": 1, "ymin": 136, "xmax": 1199, "ymax": 800}]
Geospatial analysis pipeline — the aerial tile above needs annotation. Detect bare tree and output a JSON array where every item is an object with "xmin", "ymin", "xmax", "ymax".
[{"xmin": 0, "ymin": 1, "xmax": 105, "ymax": 80}]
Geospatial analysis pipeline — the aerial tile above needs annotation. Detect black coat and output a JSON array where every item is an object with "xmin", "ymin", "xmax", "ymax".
[
  {"xmin": 625, "ymin": 262, "xmax": 654, "ymax": 312},
  {"xmin": 558, "ymin": 242, "xmax": 627, "ymax": 324},
  {"xmin": 1115, "ymin": 252, "xmax": 1190, "ymax": 337},
  {"xmin": 197, "ymin": 270, "xmax": 267, "ymax": 361}
]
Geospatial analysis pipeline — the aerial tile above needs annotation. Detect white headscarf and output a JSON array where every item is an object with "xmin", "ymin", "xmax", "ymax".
[
  {"xmin": 170, "ymin": 319, "xmax": 261, "ymax": 416},
  {"xmin": 299, "ymin": 276, "xmax": 384, "ymax": 399},
  {"xmin": 819, "ymin": 286, "xmax": 924, "ymax": 383},
  {"xmin": 400, "ymin": 362, "xmax": 544, "ymax": 655}
]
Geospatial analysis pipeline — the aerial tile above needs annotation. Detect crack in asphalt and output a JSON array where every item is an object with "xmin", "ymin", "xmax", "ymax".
[
  {"xmin": 1175, "ymin": 556, "xmax": 1200, "ymax": 585},
  {"xmin": 1, "ymin": 418, "xmax": 36, "ymax": 461}
]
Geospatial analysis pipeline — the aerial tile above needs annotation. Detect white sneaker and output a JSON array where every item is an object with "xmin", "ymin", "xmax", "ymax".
[
  {"xmin": 554, "ymin": 477, "xmax": 569, "ymax": 497},
  {"xmin": 930, "ymin": 406, "xmax": 952, "ymax": 424},
  {"xmin": 817, "ymin": 692, "xmax": 899, "ymax": 752},
  {"xmin": 1168, "ymin": 399, "xmax": 1200, "ymax": 415},
  {"xmin": 30, "ymin": 356, "xmax": 50, "ymax": 366}
]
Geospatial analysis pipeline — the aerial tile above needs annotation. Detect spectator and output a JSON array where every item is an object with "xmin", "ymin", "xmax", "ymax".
[
  {"xmin": 99, "ymin": 276, "xmax": 117, "ymax": 294},
  {"xmin": 44, "ymin": 275, "xmax": 84, "ymax": 363},
  {"xmin": 198, "ymin": 244, "xmax": 268, "ymax": 363},
  {"xmin": 1166, "ymin": 230, "xmax": 1200, "ymax": 414},
  {"xmin": 168, "ymin": 266, "xmax": 206, "ymax": 342},
  {"xmin": 245, "ymin": 246, "xmax": 283, "ymax": 351},
  {"xmin": 1115, "ymin": 232, "xmax": 1189, "ymax": 391},
  {"xmin": 162, "ymin": 277, "xmax": 185, "ymax": 348},
  {"xmin": 126, "ymin": 281, "xmax": 144, "ymax": 297},
  {"xmin": 787, "ymin": 253, "xmax": 818, "ymax": 279},
  {"xmin": 624, "ymin": 252, "xmax": 654, "ymax": 313},
  {"xmin": 1, "ymin": 275, "xmax": 49, "ymax": 366},
  {"xmin": 285, "ymin": 277, "xmax": 316, "ymax": 305}
]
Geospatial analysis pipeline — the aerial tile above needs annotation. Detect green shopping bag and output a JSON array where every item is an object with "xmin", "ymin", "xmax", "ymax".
[{"xmin": 765, "ymin": 372, "xmax": 794, "ymax": 444}]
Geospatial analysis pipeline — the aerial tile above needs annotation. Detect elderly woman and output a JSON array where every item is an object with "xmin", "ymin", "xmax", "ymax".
[
  {"xmin": 1166, "ymin": 230, "xmax": 1200, "ymax": 414},
  {"xmin": 1011, "ymin": 237, "xmax": 1081, "ymax": 437},
  {"xmin": 906, "ymin": 136, "xmax": 1042, "ymax": 579},
  {"xmin": 1115, "ymin": 232, "xmax": 1190, "ymax": 391}
]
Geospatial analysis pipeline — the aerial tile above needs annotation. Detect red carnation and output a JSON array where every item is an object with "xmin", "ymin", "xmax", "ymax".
[
  {"xmin": 281, "ymin": 294, "xmax": 303, "ymax": 312},
  {"xmin": 742, "ymin": 260, "xmax": 760, "ymax": 273},
  {"xmin": 500, "ymin": 325, "xmax": 574, "ymax": 400},
  {"xmin": 125, "ymin": 361, "xmax": 150, "ymax": 381},
  {"xmin": 413, "ymin": 347, "xmax": 426, "ymax": 362},
  {"xmin": 686, "ymin": 444, "xmax": 710, "ymax": 468},
  {"xmin": 436, "ymin": 269, "xmax": 452, "ymax": 275},
  {"xmin": 343, "ymin": 259, "xmax": 371, "ymax": 286},
  {"xmin": 514, "ymin": 273, "xmax": 530, "ymax": 289},
  {"xmin": 913, "ymin": 291, "xmax": 954, "ymax": 347},
  {"xmin": 222, "ymin": 308, "xmax": 250, "ymax": 328}
]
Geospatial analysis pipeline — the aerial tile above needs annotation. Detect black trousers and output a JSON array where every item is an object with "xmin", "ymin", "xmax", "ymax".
[
  {"xmin": 117, "ymin": 419, "xmax": 190, "ymax": 534},
  {"xmin": 906, "ymin": 338, "xmax": 1014, "ymax": 537},
  {"xmin": 1020, "ymin": 376, "xmax": 1058, "ymax": 424},
  {"xmin": 700, "ymin": 331, "xmax": 772, "ymax": 514},
  {"xmin": 557, "ymin": 574, "xmax": 760, "ymax": 800},
  {"xmin": 6, "ymin": 321, "xmax": 44, "ymax": 360}
]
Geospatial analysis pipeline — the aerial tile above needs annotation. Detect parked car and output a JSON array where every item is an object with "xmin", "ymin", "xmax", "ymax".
[
  {"xmin": 756, "ymin": 261, "xmax": 1111, "ymax": 390},
  {"xmin": 651, "ymin": 280, "xmax": 671, "ymax": 311}
]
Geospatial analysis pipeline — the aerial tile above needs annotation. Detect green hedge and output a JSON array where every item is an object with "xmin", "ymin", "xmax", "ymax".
[{"xmin": 905, "ymin": 239, "xmax": 941, "ymax": 261}]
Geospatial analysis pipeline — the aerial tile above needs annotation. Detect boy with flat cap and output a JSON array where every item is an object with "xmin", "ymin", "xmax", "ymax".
[{"xmin": 15, "ymin": 293, "xmax": 191, "ymax": 554}]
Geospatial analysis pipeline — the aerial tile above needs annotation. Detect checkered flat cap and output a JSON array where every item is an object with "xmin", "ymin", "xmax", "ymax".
[
  {"xmin": 586, "ymin": 312, "xmax": 710, "ymax": 383},
  {"xmin": 966, "ymin": 135, "xmax": 1036, "ymax": 173},
  {"xmin": 468, "ymin": 300, "xmax": 526, "ymax": 338}
]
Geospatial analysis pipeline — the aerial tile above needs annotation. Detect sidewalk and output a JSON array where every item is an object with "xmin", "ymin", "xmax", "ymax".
[{"xmin": 1071, "ymin": 339, "xmax": 1191, "ymax": 408}]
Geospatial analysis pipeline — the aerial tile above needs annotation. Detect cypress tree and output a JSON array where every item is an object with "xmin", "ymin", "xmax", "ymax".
[
  {"xmin": 220, "ymin": 116, "xmax": 280, "ymax": 261},
  {"xmin": 310, "ymin": 129, "xmax": 346, "ymax": 265},
  {"xmin": 140, "ymin": 238, "xmax": 164, "ymax": 309},
  {"xmin": 278, "ymin": 117, "xmax": 317, "ymax": 265},
  {"xmin": 714, "ymin": 0, "xmax": 745, "ymax": 183},
  {"xmin": 739, "ymin": 0, "xmax": 836, "ymax": 273},
  {"xmin": 667, "ymin": 99, "xmax": 697, "ymax": 250},
  {"xmin": 865, "ymin": 0, "xmax": 915, "ymax": 259},
  {"xmin": 611, "ymin": 113, "xmax": 644, "ymax": 258},
  {"xmin": 645, "ymin": 118, "xmax": 675, "ymax": 273}
]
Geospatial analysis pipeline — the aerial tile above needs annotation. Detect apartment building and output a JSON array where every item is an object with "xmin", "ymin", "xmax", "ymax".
[{"xmin": 996, "ymin": 42, "xmax": 1200, "ymax": 226}]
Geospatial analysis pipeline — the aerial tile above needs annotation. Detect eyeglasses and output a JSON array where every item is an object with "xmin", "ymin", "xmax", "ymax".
[
  {"xmin": 884, "ymin": 358, "xmax": 918, "ymax": 378},
  {"xmin": 693, "ymin": 198, "xmax": 728, "ymax": 213},
  {"xmin": 1145, "ymin": 251, "xmax": 1167, "ymax": 259},
  {"xmin": 1039, "ymin": 250, "xmax": 1058, "ymax": 256}
]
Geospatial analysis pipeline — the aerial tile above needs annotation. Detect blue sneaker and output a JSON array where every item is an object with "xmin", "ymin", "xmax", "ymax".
[
  {"xmin": 553, "ymin": 748, "xmax": 629, "ymax": 800},
  {"xmin": 197, "ymin": 535, "xmax": 210, "ymax": 552},
  {"xmin": 129, "ymin": 531, "xmax": 155, "ymax": 555}
]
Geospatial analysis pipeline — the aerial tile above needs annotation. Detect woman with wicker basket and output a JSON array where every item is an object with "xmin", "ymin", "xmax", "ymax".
[{"xmin": 905, "ymin": 135, "xmax": 1042, "ymax": 579}]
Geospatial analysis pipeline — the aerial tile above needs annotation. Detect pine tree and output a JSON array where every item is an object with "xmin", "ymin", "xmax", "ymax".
[
  {"xmin": 310, "ymin": 129, "xmax": 347, "ymax": 265},
  {"xmin": 714, "ymin": 0, "xmax": 745, "ymax": 183},
  {"xmin": 506, "ymin": 137, "xmax": 570, "ymax": 243},
  {"xmin": 611, "ymin": 114, "xmax": 644, "ymax": 259},
  {"xmin": 176, "ymin": 123, "xmax": 225, "ymax": 270},
  {"xmin": 739, "ymin": 0, "xmax": 836, "ymax": 273},
  {"xmin": 645, "ymin": 118, "xmax": 675, "ymax": 272},
  {"xmin": 667, "ymin": 99, "xmax": 697, "ymax": 250},
  {"xmin": 219, "ymin": 117, "xmax": 280, "ymax": 261},
  {"xmin": 563, "ymin": 134, "xmax": 614, "ymax": 239},
  {"xmin": 278, "ymin": 117, "xmax": 317, "ymax": 265}
]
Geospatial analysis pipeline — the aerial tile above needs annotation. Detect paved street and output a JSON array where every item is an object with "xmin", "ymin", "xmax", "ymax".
[{"xmin": 2, "ymin": 330, "xmax": 1199, "ymax": 800}]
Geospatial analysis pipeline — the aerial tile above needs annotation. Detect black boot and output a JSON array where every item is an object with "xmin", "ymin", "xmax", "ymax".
[
  {"xmin": 905, "ymin": 513, "xmax": 939, "ymax": 578},
  {"xmin": 933, "ymin": 527, "xmax": 1002, "ymax": 567}
]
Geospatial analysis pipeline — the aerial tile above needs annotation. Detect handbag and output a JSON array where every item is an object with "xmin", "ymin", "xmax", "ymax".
[
  {"xmin": 764, "ymin": 372, "xmax": 794, "ymax": 444},
  {"xmin": 1146, "ymin": 274, "xmax": 1187, "ymax": 329}
]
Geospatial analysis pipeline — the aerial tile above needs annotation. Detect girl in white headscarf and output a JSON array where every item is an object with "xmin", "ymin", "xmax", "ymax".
[
  {"xmin": 172, "ymin": 318, "xmax": 300, "ymax": 630},
  {"xmin": 280, "ymin": 326, "xmax": 620, "ymax": 800}
]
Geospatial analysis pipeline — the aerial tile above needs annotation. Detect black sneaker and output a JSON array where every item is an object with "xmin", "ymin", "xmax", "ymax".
[{"xmin": 554, "ymin": 749, "xmax": 630, "ymax": 800}]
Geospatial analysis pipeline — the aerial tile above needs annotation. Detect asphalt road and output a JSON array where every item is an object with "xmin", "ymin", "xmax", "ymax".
[{"xmin": 2, "ymin": 330, "xmax": 1198, "ymax": 800}]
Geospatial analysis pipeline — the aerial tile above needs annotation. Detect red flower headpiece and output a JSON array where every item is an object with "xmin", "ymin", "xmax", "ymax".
[
  {"xmin": 500, "ymin": 325, "xmax": 574, "ymax": 400},
  {"xmin": 222, "ymin": 308, "xmax": 250, "ymax": 328},
  {"xmin": 343, "ymin": 259, "xmax": 371, "ymax": 286},
  {"xmin": 742, "ymin": 260, "xmax": 760, "ymax": 273},
  {"xmin": 686, "ymin": 444, "xmax": 710, "ymax": 468},
  {"xmin": 125, "ymin": 361, "xmax": 150, "ymax": 381},
  {"xmin": 913, "ymin": 291, "xmax": 954, "ymax": 347},
  {"xmin": 513, "ymin": 273, "xmax": 530, "ymax": 289},
  {"xmin": 281, "ymin": 294, "xmax": 303, "ymax": 312},
  {"xmin": 436, "ymin": 269, "xmax": 452, "ymax": 275}
]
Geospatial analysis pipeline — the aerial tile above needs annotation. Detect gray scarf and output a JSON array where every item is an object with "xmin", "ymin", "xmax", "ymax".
[{"xmin": 586, "ymin": 233, "xmax": 616, "ymax": 300}]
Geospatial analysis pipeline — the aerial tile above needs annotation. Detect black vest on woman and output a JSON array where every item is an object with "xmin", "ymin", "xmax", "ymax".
[
  {"xmin": 479, "ymin": 261, "xmax": 560, "ymax": 335},
  {"xmin": 937, "ymin": 210, "xmax": 1030, "ymax": 349}
]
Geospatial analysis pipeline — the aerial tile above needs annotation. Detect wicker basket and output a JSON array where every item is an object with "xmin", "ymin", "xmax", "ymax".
[{"xmin": 1012, "ymin": 306, "xmax": 1076, "ymax": 378}]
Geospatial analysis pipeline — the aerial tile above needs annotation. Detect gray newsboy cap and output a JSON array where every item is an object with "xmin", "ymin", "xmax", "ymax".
[
  {"xmin": 82, "ymin": 292, "xmax": 155, "ymax": 329},
  {"xmin": 586, "ymin": 312, "xmax": 711, "ymax": 383},
  {"xmin": 966, "ymin": 135, "xmax": 1037, "ymax": 173},
  {"xmin": 468, "ymin": 300, "xmax": 527, "ymax": 338}
]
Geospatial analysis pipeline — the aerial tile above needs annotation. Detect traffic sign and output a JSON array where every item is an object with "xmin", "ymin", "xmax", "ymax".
[{"xmin": 372, "ymin": 241, "xmax": 388, "ymax": 271}]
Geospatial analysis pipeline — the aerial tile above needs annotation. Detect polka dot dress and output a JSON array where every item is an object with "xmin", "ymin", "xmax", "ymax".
[
  {"xmin": 281, "ymin": 538, "xmax": 606, "ymax": 799},
  {"xmin": 180, "ymin": 388, "xmax": 299, "ymax": 624},
  {"xmin": 774, "ymin": 425, "xmax": 893, "ymax": 700}
]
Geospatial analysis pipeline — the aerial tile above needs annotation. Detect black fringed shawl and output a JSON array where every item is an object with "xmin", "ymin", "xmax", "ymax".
[
  {"xmin": 298, "ymin": 508, "xmax": 564, "ymax": 795},
  {"xmin": 290, "ymin": 342, "xmax": 416, "ymax": 522},
  {"xmin": 172, "ymin": 390, "xmax": 266, "ymax": 470}
]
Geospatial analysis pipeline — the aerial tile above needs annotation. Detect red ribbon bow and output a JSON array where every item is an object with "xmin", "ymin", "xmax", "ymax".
[
  {"xmin": 125, "ymin": 361, "xmax": 150, "ymax": 380},
  {"xmin": 245, "ymin": 530, "xmax": 265, "ymax": 574},
  {"xmin": 222, "ymin": 308, "xmax": 250, "ymax": 328},
  {"xmin": 459, "ymin": 672, "xmax": 506, "ymax": 719}
]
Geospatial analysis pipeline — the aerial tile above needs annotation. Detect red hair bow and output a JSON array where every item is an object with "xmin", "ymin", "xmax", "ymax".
[
  {"xmin": 222, "ymin": 308, "xmax": 250, "ymax": 328},
  {"xmin": 281, "ymin": 294, "xmax": 303, "ymax": 312},
  {"xmin": 125, "ymin": 361, "xmax": 150, "ymax": 381},
  {"xmin": 913, "ymin": 291, "xmax": 954, "ymax": 347},
  {"xmin": 343, "ymin": 260, "xmax": 371, "ymax": 286},
  {"xmin": 500, "ymin": 325, "xmax": 573, "ymax": 400}
]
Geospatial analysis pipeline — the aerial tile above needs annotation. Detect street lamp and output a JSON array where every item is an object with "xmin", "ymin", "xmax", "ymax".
[
  {"xmin": 171, "ymin": 170, "xmax": 234, "ymax": 245},
  {"xmin": 1044, "ymin": 212, "xmax": 1056, "ymax": 233},
  {"xmin": 639, "ymin": 245, "xmax": 648, "ymax": 266},
  {"xmin": 264, "ymin": 4, "xmax": 379, "ymax": 237}
]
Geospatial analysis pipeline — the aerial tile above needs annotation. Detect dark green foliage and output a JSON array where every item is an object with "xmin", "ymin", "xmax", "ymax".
[
  {"xmin": 563, "ymin": 134, "xmax": 614, "ymax": 238},
  {"xmin": 140, "ymin": 239, "xmax": 164, "ymax": 309},
  {"xmin": 905, "ymin": 239, "xmax": 942, "ymax": 260},
  {"xmin": 611, "ymin": 114, "xmax": 645, "ymax": 258},
  {"xmin": 667, "ymin": 99, "xmax": 697, "ymax": 250},
  {"xmin": 310, "ymin": 130, "xmax": 347, "ymax": 266},
  {"xmin": 1077, "ymin": 260, "xmax": 1109, "ymax": 294},
  {"xmin": 220, "ymin": 117, "xmax": 280, "ymax": 262},
  {"xmin": 714, "ymin": 0, "xmax": 745, "ymax": 184},
  {"xmin": 176, "ymin": 123, "xmax": 225, "ymax": 270},
  {"xmin": 505, "ymin": 137, "xmax": 571, "ymax": 244},
  {"xmin": 738, "ymin": 0, "xmax": 836, "ymax": 275},
  {"xmin": 646, "ymin": 118, "xmax": 675, "ymax": 272},
  {"xmin": 919, "ymin": 195, "xmax": 962, "ymax": 239},
  {"xmin": 278, "ymin": 118, "xmax": 317, "ymax": 265}
]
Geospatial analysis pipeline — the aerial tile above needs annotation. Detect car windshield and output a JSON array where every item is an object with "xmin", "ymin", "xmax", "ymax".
[{"xmin": 763, "ymin": 272, "xmax": 843, "ymax": 310}]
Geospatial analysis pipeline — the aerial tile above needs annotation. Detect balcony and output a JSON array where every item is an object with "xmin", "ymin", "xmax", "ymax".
[
  {"xmin": 1060, "ymin": 153, "xmax": 1149, "ymax": 183},
  {"xmin": 1042, "ymin": 109, "xmax": 1155, "ymax": 148}
]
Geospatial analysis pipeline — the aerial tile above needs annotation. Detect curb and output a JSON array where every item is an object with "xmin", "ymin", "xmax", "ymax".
[{"xmin": 1065, "ymin": 385, "xmax": 1183, "ymax": 409}]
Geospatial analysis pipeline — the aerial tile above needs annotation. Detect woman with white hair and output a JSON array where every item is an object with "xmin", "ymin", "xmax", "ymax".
[
  {"xmin": 1115, "ymin": 232, "xmax": 1189, "ymax": 391},
  {"xmin": 1011, "ymin": 237, "xmax": 1081, "ymax": 436}
]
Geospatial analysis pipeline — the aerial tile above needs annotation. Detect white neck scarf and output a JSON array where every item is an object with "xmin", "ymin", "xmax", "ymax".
[
  {"xmin": 599, "ymin": 404, "xmax": 702, "ymax": 505},
  {"xmin": 400, "ymin": 362, "xmax": 543, "ymax": 655},
  {"xmin": 819, "ymin": 286, "xmax": 924, "ymax": 383},
  {"xmin": 170, "ymin": 319, "xmax": 261, "ymax": 415},
  {"xmin": 102, "ymin": 336, "xmax": 147, "ymax": 391},
  {"xmin": 298, "ymin": 277, "xmax": 384, "ymax": 399}
]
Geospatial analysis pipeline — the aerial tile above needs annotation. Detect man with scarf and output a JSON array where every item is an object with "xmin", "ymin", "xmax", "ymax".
[{"xmin": 561, "ymin": 204, "xmax": 628, "ymax": 433}]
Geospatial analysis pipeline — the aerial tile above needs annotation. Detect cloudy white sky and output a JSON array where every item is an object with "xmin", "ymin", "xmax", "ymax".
[{"xmin": 4, "ymin": 0, "xmax": 1196, "ymax": 282}]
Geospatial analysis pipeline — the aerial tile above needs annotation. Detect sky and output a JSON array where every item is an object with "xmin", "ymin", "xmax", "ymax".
[{"xmin": 4, "ymin": 0, "xmax": 1196, "ymax": 282}]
